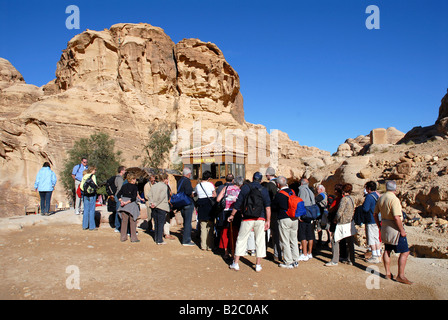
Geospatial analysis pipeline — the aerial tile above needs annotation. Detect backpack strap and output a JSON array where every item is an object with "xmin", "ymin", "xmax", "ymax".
[
  {"xmin": 347, "ymin": 195, "xmax": 355, "ymax": 208},
  {"xmin": 199, "ymin": 182, "xmax": 214, "ymax": 206},
  {"xmin": 223, "ymin": 185, "xmax": 229, "ymax": 200},
  {"xmin": 279, "ymin": 189, "xmax": 294, "ymax": 197},
  {"xmin": 306, "ymin": 187, "xmax": 316, "ymax": 205},
  {"xmin": 177, "ymin": 177, "xmax": 186, "ymax": 193}
]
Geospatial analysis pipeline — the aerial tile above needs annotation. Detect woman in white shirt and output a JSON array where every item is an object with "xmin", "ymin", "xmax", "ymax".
[{"xmin": 195, "ymin": 170, "xmax": 217, "ymax": 250}]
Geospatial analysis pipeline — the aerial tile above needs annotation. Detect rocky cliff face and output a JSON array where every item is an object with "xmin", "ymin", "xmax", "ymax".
[
  {"xmin": 0, "ymin": 23, "xmax": 326, "ymax": 217},
  {"xmin": 2, "ymin": 23, "xmax": 445, "ymax": 221},
  {"xmin": 310, "ymin": 91, "xmax": 448, "ymax": 222},
  {"xmin": 436, "ymin": 89, "xmax": 448, "ymax": 136}
]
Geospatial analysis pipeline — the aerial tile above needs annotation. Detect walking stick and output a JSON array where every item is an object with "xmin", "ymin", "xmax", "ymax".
[{"xmin": 229, "ymin": 221, "xmax": 235, "ymax": 258}]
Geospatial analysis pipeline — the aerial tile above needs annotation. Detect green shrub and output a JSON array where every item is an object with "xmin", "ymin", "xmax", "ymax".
[
  {"xmin": 140, "ymin": 124, "xmax": 173, "ymax": 173},
  {"xmin": 60, "ymin": 132, "xmax": 122, "ymax": 198}
]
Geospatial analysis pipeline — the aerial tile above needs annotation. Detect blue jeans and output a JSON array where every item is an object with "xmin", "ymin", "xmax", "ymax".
[
  {"xmin": 39, "ymin": 191, "xmax": 52, "ymax": 214},
  {"xmin": 114, "ymin": 195, "xmax": 121, "ymax": 231},
  {"xmin": 181, "ymin": 203, "xmax": 194, "ymax": 244},
  {"xmin": 83, "ymin": 195, "xmax": 97, "ymax": 230},
  {"xmin": 153, "ymin": 208, "xmax": 168, "ymax": 244}
]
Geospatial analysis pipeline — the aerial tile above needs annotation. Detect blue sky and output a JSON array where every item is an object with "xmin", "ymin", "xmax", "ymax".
[{"xmin": 1, "ymin": 0, "xmax": 447, "ymax": 153}]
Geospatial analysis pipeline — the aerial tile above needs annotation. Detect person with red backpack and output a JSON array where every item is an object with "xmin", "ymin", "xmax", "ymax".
[{"xmin": 271, "ymin": 176, "xmax": 306, "ymax": 269}]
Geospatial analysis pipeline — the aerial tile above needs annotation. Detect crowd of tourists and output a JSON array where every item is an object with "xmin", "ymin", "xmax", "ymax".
[{"xmin": 35, "ymin": 157, "xmax": 412, "ymax": 285}]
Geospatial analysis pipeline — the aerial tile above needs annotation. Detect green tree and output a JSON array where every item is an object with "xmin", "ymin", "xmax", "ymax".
[
  {"xmin": 141, "ymin": 125, "xmax": 173, "ymax": 173},
  {"xmin": 61, "ymin": 132, "xmax": 122, "ymax": 197}
]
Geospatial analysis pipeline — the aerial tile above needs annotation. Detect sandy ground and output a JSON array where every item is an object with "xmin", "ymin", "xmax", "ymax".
[{"xmin": 0, "ymin": 208, "xmax": 447, "ymax": 301}]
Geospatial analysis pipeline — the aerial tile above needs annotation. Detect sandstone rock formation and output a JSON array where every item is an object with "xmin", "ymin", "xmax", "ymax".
[
  {"xmin": 334, "ymin": 127, "xmax": 405, "ymax": 157},
  {"xmin": 398, "ymin": 89, "xmax": 448, "ymax": 144},
  {"xmin": 0, "ymin": 23, "xmax": 326, "ymax": 217},
  {"xmin": 1, "ymin": 23, "xmax": 446, "ymax": 224},
  {"xmin": 436, "ymin": 89, "xmax": 448, "ymax": 136},
  {"xmin": 309, "ymin": 90, "xmax": 448, "ymax": 221}
]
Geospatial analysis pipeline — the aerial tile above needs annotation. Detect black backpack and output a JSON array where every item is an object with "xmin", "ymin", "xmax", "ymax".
[
  {"xmin": 242, "ymin": 184, "xmax": 265, "ymax": 219},
  {"xmin": 105, "ymin": 176, "xmax": 118, "ymax": 196},
  {"xmin": 83, "ymin": 175, "xmax": 98, "ymax": 196}
]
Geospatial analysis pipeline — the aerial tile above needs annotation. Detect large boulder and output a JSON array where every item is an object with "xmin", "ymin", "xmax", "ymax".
[{"xmin": 0, "ymin": 23, "xmax": 320, "ymax": 217}]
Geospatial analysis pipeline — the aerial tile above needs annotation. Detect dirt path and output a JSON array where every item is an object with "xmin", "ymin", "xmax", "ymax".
[{"xmin": 1, "ymin": 210, "xmax": 447, "ymax": 300}]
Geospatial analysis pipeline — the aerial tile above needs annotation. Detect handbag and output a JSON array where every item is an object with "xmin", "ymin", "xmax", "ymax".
[
  {"xmin": 76, "ymin": 184, "xmax": 82, "ymax": 198},
  {"xmin": 170, "ymin": 178, "xmax": 192, "ymax": 209},
  {"xmin": 215, "ymin": 185, "xmax": 229, "ymax": 213},
  {"xmin": 334, "ymin": 220, "xmax": 357, "ymax": 242},
  {"xmin": 302, "ymin": 188, "xmax": 321, "ymax": 222},
  {"xmin": 304, "ymin": 204, "xmax": 320, "ymax": 222}
]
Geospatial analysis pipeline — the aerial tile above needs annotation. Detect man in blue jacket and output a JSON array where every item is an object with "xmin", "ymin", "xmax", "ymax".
[
  {"xmin": 34, "ymin": 162, "xmax": 57, "ymax": 215},
  {"xmin": 71, "ymin": 157, "xmax": 88, "ymax": 215}
]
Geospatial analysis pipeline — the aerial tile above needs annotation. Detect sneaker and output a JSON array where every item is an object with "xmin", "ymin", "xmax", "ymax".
[
  {"xmin": 298, "ymin": 254, "xmax": 309, "ymax": 262},
  {"xmin": 114, "ymin": 229, "xmax": 120, "ymax": 233},
  {"xmin": 229, "ymin": 262, "xmax": 240, "ymax": 271},
  {"xmin": 293, "ymin": 261, "xmax": 299, "ymax": 268},
  {"xmin": 247, "ymin": 250, "xmax": 256, "ymax": 256},
  {"xmin": 307, "ymin": 253, "xmax": 313, "ymax": 259},
  {"xmin": 255, "ymin": 264, "xmax": 262, "ymax": 272},
  {"xmin": 325, "ymin": 261, "xmax": 338, "ymax": 267},
  {"xmin": 157, "ymin": 241, "xmax": 166, "ymax": 245},
  {"xmin": 278, "ymin": 263, "xmax": 294, "ymax": 269},
  {"xmin": 182, "ymin": 242, "xmax": 195, "ymax": 247},
  {"xmin": 366, "ymin": 256, "xmax": 380, "ymax": 264}
]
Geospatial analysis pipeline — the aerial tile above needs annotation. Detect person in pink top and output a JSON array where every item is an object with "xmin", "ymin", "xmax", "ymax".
[{"xmin": 216, "ymin": 175, "xmax": 244, "ymax": 260}]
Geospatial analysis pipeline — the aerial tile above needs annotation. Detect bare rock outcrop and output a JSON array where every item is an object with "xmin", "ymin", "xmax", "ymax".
[
  {"xmin": 334, "ymin": 127, "xmax": 405, "ymax": 157},
  {"xmin": 0, "ymin": 58, "xmax": 43, "ymax": 118},
  {"xmin": 436, "ymin": 89, "xmax": 448, "ymax": 136},
  {"xmin": 0, "ymin": 23, "xmax": 321, "ymax": 217},
  {"xmin": 398, "ymin": 89, "xmax": 448, "ymax": 144}
]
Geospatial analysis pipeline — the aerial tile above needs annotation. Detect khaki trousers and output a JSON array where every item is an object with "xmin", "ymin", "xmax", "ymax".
[
  {"xmin": 120, "ymin": 212, "xmax": 138, "ymax": 242},
  {"xmin": 234, "ymin": 220, "xmax": 266, "ymax": 258},
  {"xmin": 278, "ymin": 218, "xmax": 300, "ymax": 264},
  {"xmin": 199, "ymin": 220, "xmax": 215, "ymax": 250}
]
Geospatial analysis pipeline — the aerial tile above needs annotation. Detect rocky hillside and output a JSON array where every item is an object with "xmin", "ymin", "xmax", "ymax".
[
  {"xmin": 0, "ymin": 22, "xmax": 446, "ymax": 223},
  {"xmin": 306, "ymin": 90, "xmax": 448, "ymax": 222},
  {"xmin": 0, "ymin": 23, "xmax": 327, "ymax": 217}
]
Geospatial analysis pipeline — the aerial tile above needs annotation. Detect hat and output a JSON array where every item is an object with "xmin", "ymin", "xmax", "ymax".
[
  {"xmin": 265, "ymin": 167, "xmax": 276, "ymax": 176},
  {"xmin": 253, "ymin": 172, "xmax": 263, "ymax": 182}
]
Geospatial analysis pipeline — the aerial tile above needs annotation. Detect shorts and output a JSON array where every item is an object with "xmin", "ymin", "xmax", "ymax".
[
  {"xmin": 298, "ymin": 221, "xmax": 315, "ymax": 241},
  {"xmin": 366, "ymin": 223, "xmax": 380, "ymax": 246},
  {"xmin": 384, "ymin": 236, "xmax": 409, "ymax": 254}
]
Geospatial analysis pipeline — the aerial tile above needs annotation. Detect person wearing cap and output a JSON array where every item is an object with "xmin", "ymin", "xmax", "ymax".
[{"xmin": 228, "ymin": 172, "xmax": 271, "ymax": 272}]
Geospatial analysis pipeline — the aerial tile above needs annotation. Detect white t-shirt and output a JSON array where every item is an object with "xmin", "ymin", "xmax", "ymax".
[{"xmin": 195, "ymin": 181, "xmax": 215, "ymax": 199}]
